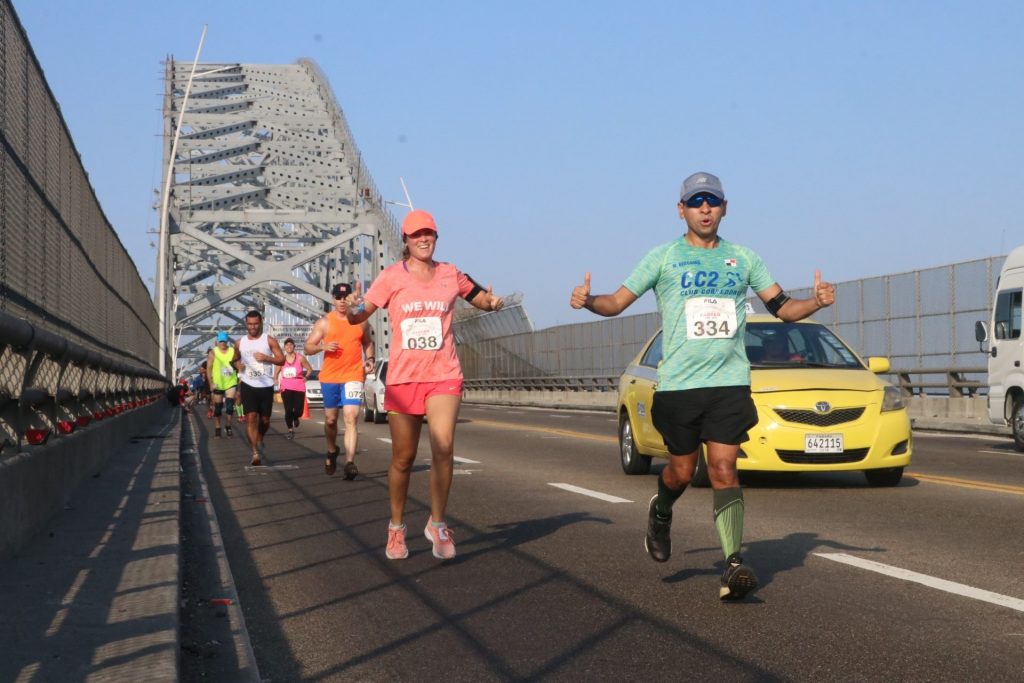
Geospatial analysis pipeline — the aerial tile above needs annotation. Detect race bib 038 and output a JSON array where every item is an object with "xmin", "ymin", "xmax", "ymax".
[{"xmin": 400, "ymin": 316, "xmax": 443, "ymax": 351}]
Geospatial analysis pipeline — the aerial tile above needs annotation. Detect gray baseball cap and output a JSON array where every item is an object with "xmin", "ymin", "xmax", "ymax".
[{"xmin": 680, "ymin": 172, "xmax": 725, "ymax": 201}]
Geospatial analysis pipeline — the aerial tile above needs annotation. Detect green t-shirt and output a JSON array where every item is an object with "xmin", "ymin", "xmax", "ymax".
[{"xmin": 622, "ymin": 236, "xmax": 775, "ymax": 391}]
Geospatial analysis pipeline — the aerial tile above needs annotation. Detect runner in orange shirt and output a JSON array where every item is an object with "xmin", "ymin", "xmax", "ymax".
[{"xmin": 305, "ymin": 282, "xmax": 375, "ymax": 478}]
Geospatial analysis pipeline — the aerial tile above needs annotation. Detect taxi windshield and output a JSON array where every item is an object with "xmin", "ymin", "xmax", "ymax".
[{"xmin": 746, "ymin": 322, "xmax": 862, "ymax": 369}]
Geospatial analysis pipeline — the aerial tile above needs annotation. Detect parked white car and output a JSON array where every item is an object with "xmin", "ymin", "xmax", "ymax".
[
  {"xmin": 363, "ymin": 360, "xmax": 388, "ymax": 423},
  {"xmin": 304, "ymin": 369, "xmax": 322, "ymax": 408}
]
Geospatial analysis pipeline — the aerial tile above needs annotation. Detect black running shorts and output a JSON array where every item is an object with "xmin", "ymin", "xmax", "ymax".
[
  {"xmin": 239, "ymin": 383, "xmax": 275, "ymax": 417},
  {"xmin": 650, "ymin": 386, "xmax": 759, "ymax": 455}
]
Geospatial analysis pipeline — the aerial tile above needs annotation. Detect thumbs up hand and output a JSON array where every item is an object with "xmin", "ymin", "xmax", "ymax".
[
  {"xmin": 485, "ymin": 285, "xmax": 505, "ymax": 311},
  {"xmin": 570, "ymin": 272, "xmax": 592, "ymax": 309},
  {"xmin": 813, "ymin": 270, "xmax": 835, "ymax": 308}
]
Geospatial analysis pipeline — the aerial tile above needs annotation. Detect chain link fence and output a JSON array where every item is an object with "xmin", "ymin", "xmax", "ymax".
[
  {"xmin": 458, "ymin": 256, "xmax": 1006, "ymax": 392},
  {"xmin": 1, "ymin": 0, "xmax": 158, "ymax": 369}
]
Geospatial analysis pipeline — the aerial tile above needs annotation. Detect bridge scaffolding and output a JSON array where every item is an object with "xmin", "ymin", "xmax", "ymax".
[{"xmin": 157, "ymin": 58, "xmax": 403, "ymax": 373}]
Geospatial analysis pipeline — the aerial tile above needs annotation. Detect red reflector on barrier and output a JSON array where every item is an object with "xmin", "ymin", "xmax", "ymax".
[
  {"xmin": 104, "ymin": 408, "xmax": 116, "ymax": 417},
  {"xmin": 93, "ymin": 411, "xmax": 104, "ymax": 421},
  {"xmin": 25, "ymin": 428, "xmax": 50, "ymax": 445},
  {"xmin": 57, "ymin": 421, "xmax": 75, "ymax": 434},
  {"xmin": 76, "ymin": 416, "xmax": 91, "ymax": 427}
]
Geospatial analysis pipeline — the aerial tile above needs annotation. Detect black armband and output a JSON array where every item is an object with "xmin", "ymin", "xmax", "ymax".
[
  {"xmin": 463, "ymin": 274, "xmax": 485, "ymax": 302},
  {"xmin": 765, "ymin": 291, "xmax": 791, "ymax": 318}
]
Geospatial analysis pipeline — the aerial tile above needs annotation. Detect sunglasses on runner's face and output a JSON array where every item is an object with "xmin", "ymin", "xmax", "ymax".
[{"xmin": 682, "ymin": 194, "xmax": 724, "ymax": 208}]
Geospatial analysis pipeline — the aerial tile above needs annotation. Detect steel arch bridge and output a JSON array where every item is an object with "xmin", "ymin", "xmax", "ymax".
[{"xmin": 157, "ymin": 58, "xmax": 403, "ymax": 372}]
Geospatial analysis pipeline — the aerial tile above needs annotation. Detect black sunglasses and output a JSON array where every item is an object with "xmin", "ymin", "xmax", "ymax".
[{"xmin": 682, "ymin": 194, "xmax": 724, "ymax": 208}]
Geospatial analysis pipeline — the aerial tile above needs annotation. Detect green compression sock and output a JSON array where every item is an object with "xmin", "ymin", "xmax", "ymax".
[
  {"xmin": 655, "ymin": 472, "xmax": 685, "ymax": 517},
  {"xmin": 713, "ymin": 487, "xmax": 745, "ymax": 559}
]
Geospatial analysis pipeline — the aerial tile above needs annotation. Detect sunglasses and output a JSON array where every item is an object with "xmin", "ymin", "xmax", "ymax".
[{"xmin": 682, "ymin": 194, "xmax": 724, "ymax": 208}]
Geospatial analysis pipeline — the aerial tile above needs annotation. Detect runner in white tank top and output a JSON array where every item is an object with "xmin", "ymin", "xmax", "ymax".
[{"xmin": 235, "ymin": 311, "xmax": 285, "ymax": 465}]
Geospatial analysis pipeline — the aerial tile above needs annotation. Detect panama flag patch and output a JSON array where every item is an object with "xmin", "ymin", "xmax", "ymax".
[{"xmin": 724, "ymin": 258, "xmax": 737, "ymax": 267}]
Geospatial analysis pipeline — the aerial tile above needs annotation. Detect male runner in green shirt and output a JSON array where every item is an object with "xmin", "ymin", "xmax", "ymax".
[{"xmin": 570, "ymin": 171, "xmax": 835, "ymax": 599}]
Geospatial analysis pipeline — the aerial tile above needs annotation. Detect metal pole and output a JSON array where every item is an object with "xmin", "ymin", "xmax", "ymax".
[{"xmin": 157, "ymin": 25, "xmax": 208, "ymax": 379}]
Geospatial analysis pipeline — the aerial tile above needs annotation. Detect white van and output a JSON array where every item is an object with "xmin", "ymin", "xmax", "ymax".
[{"xmin": 976, "ymin": 245, "xmax": 1024, "ymax": 450}]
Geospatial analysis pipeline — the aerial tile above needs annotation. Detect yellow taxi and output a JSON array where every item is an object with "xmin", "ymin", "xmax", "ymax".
[{"xmin": 617, "ymin": 315, "xmax": 911, "ymax": 486}]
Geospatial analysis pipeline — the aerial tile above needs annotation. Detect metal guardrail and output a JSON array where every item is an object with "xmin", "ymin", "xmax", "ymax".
[
  {"xmin": 0, "ymin": 310, "xmax": 168, "ymax": 453},
  {"xmin": 463, "ymin": 367, "xmax": 989, "ymax": 398}
]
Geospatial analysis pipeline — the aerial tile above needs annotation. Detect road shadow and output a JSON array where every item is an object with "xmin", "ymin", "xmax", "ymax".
[
  {"xmin": 650, "ymin": 463, "xmax": 920, "ymax": 489},
  {"xmin": 459, "ymin": 511, "xmax": 613, "ymax": 556},
  {"xmin": 664, "ymin": 531, "xmax": 885, "ymax": 590}
]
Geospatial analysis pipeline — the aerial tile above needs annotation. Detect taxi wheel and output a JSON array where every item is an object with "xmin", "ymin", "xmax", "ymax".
[
  {"xmin": 864, "ymin": 467, "xmax": 904, "ymax": 487},
  {"xmin": 618, "ymin": 416, "xmax": 651, "ymax": 475},
  {"xmin": 363, "ymin": 402, "xmax": 374, "ymax": 422},
  {"xmin": 690, "ymin": 449, "xmax": 711, "ymax": 488}
]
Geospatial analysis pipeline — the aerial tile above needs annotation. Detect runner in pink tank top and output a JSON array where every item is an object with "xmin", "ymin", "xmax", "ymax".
[{"xmin": 344, "ymin": 210, "xmax": 504, "ymax": 561}]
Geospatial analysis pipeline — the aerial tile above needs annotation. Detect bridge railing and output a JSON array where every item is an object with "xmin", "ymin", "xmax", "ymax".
[
  {"xmin": 0, "ymin": 310, "xmax": 166, "ymax": 453},
  {"xmin": 463, "ymin": 368, "xmax": 989, "ymax": 398}
]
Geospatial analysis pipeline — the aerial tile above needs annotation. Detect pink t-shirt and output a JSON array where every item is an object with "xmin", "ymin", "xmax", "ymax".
[
  {"xmin": 278, "ymin": 354, "xmax": 307, "ymax": 393},
  {"xmin": 365, "ymin": 261, "xmax": 474, "ymax": 385}
]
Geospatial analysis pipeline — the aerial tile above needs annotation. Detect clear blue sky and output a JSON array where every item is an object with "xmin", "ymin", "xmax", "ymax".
[{"xmin": 15, "ymin": 0, "xmax": 1023, "ymax": 330}]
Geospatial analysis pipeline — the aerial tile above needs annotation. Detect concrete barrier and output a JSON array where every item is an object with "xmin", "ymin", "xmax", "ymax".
[{"xmin": 0, "ymin": 401, "xmax": 173, "ymax": 559}]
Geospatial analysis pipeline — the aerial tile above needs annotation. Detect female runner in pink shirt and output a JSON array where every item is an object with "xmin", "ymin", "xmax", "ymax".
[{"xmin": 346, "ymin": 209, "xmax": 503, "ymax": 561}]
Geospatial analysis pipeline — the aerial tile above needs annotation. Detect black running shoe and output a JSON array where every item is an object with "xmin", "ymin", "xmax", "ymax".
[
  {"xmin": 343, "ymin": 461, "xmax": 358, "ymax": 480},
  {"xmin": 225, "ymin": 425, "xmax": 233, "ymax": 438},
  {"xmin": 325, "ymin": 449, "xmax": 339, "ymax": 476},
  {"xmin": 645, "ymin": 495, "xmax": 672, "ymax": 562},
  {"xmin": 720, "ymin": 553, "xmax": 759, "ymax": 600}
]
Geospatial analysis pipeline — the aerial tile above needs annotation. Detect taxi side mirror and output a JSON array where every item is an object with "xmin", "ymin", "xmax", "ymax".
[{"xmin": 867, "ymin": 357, "xmax": 890, "ymax": 374}]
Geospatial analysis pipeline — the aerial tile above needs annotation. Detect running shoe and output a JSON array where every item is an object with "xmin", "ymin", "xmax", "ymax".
[
  {"xmin": 250, "ymin": 453, "xmax": 262, "ymax": 467},
  {"xmin": 325, "ymin": 449, "xmax": 339, "ymax": 476},
  {"xmin": 386, "ymin": 523, "xmax": 409, "ymax": 560},
  {"xmin": 286, "ymin": 430, "xmax": 294, "ymax": 440},
  {"xmin": 424, "ymin": 518, "xmax": 456, "ymax": 560},
  {"xmin": 207, "ymin": 407, "xmax": 214, "ymax": 419},
  {"xmin": 215, "ymin": 427, "xmax": 221, "ymax": 439},
  {"xmin": 720, "ymin": 553, "xmax": 759, "ymax": 600},
  {"xmin": 645, "ymin": 494, "xmax": 672, "ymax": 563},
  {"xmin": 225, "ymin": 424, "xmax": 233, "ymax": 438},
  {"xmin": 343, "ymin": 461, "xmax": 358, "ymax": 480}
]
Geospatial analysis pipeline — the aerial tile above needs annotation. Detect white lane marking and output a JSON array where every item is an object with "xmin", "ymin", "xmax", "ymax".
[
  {"xmin": 453, "ymin": 456, "xmax": 480, "ymax": 464},
  {"xmin": 548, "ymin": 483, "xmax": 633, "ymax": 504},
  {"xmin": 548, "ymin": 414, "xmax": 572, "ymax": 419},
  {"xmin": 377, "ymin": 437, "xmax": 392, "ymax": 444},
  {"xmin": 816, "ymin": 553, "xmax": 1024, "ymax": 614},
  {"xmin": 978, "ymin": 449, "xmax": 1024, "ymax": 457}
]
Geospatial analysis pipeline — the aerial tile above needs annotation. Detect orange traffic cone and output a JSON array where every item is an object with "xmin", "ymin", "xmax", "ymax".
[{"xmin": 301, "ymin": 397, "xmax": 310, "ymax": 420}]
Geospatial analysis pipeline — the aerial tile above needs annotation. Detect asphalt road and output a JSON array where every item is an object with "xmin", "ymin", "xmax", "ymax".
[{"xmin": 193, "ymin": 404, "xmax": 1024, "ymax": 682}]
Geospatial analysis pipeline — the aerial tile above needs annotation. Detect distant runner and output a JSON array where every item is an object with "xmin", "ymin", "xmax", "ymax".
[
  {"xmin": 305, "ymin": 283, "xmax": 375, "ymax": 478},
  {"xmin": 345, "ymin": 209, "xmax": 504, "ymax": 561},
  {"xmin": 207, "ymin": 333, "xmax": 239, "ymax": 438},
  {"xmin": 570, "ymin": 171, "xmax": 835, "ymax": 600},
  {"xmin": 274, "ymin": 338, "xmax": 313, "ymax": 441},
  {"xmin": 235, "ymin": 311, "xmax": 285, "ymax": 466}
]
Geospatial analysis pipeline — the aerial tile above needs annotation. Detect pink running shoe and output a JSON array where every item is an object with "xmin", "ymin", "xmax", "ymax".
[
  {"xmin": 424, "ymin": 518, "xmax": 456, "ymax": 560},
  {"xmin": 386, "ymin": 523, "xmax": 408, "ymax": 560}
]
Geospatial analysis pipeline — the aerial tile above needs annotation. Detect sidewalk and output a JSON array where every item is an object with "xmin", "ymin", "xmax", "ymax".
[
  {"xmin": 911, "ymin": 416, "xmax": 1013, "ymax": 438},
  {"xmin": 0, "ymin": 408, "xmax": 182, "ymax": 682}
]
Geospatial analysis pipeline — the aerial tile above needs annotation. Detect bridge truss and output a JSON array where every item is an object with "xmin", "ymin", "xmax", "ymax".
[{"xmin": 157, "ymin": 59, "xmax": 403, "ymax": 372}]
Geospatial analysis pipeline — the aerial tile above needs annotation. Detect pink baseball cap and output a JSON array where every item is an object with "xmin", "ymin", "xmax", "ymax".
[{"xmin": 402, "ymin": 209, "xmax": 438, "ymax": 236}]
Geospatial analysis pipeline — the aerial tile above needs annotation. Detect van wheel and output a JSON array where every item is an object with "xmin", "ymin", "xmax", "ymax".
[
  {"xmin": 363, "ymin": 404, "xmax": 374, "ymax": 422},
  {"xmin": 864, "ymin": 467, "xmax": 904, "ymax": 487},
  {"xmin": 373, "ymin": 396, "xmax": 388, "ymax": 424},
  {"xmin": 1013, "ymin": 400, "xmax": 1024, "ymax": 452},
  {"xmin": 690, "ymin": 448, "xmax": 711, "ymax": 488},
  {"xmin": 619, "ymin": 416, "xmax": 651, "ymax": 475}
]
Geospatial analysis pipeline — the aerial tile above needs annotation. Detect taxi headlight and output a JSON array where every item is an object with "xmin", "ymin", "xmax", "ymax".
[{"xmin": 881, "ymin": 386, "xmax": 905, "ymax": 412}]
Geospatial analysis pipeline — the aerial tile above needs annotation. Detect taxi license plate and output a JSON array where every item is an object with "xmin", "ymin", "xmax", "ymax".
[{"xmin": 805, "ymin": 433, "xmax": 843, "ymax": 453}]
